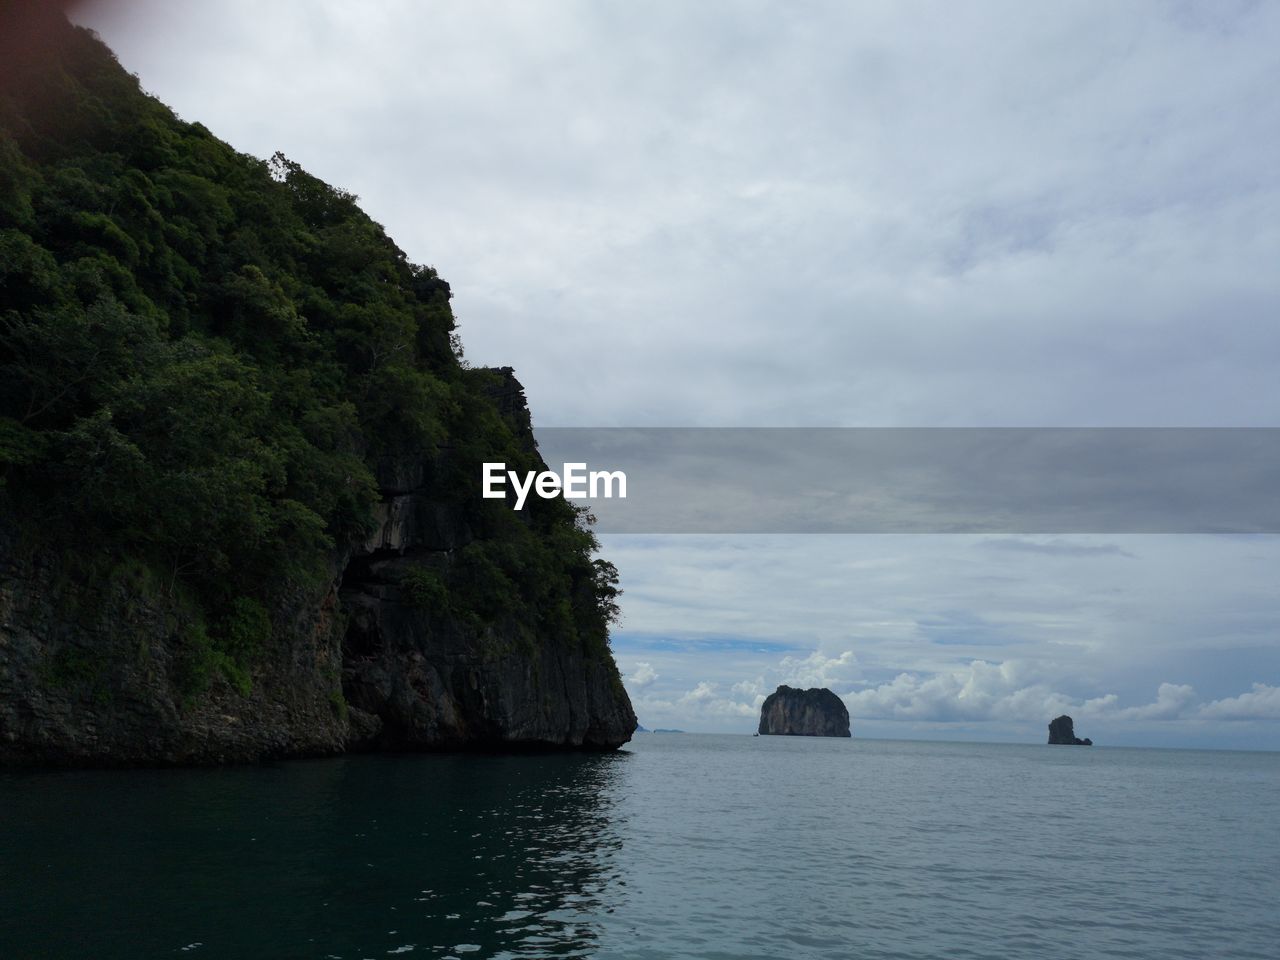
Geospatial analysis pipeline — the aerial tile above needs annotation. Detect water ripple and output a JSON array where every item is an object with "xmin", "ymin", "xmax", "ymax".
[{"xmin": 2, "ymin": 739, "xmax": 1278, "ymax": 958}]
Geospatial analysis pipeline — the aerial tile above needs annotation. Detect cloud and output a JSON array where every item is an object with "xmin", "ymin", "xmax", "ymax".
[
  {"xmin": 78, "ymin": 1, "xmax": 1280, "ymax": 430},
  {"xmin": 669, "ymin": 681, "xmax": 756, "ymax": 717},
  {"xmin": 681, "ymin": 681, "xmax": 716, "ymax": 704},
  {"xmin": 980, "ymin": 538, "xmax": 1136, "ymax": 558},
  {"xmin": 842, "ymin": 659, "xmax": 1075, "ymax": 722},
  {"xmin": 777, "ymin": 650, "xmax": 860, "ymax": 691},
  {"xmin": 1114, "ymin": 682, "xmax": 1198, "ymax": 720},
  {"xmin": 731, "ymin": 677, "xmax": 767, "ymax": 700},
  {"xmin": 1199, "ymin": 683, "xmax": 1280, "ymax": 720},
  {"xmin": 1079, "ymin": 693, "xmax": 1119, "ymax": 715},
  {"xmin": 840, "ymin": 665, "xmax": 1210, "ymax": 725},
  {"xmin": 625, "ymin": 661, "xmax": 658, "ymax": 692},
  {"xmin": 842, "ymin": 670, "xmax": 1279, "ymax": 727}
]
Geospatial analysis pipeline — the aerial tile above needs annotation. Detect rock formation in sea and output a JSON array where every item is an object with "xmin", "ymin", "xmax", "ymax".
[
  {"xmin": 1047, "ymin": 715, "xmax": 1093, "ymax": 745},
  {"xmin": 758, "ymin": 685, "xmax": 851, "ymax": 737}
]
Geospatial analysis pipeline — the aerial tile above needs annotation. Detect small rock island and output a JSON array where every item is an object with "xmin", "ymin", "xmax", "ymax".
[
  {"xmin": 1048, "ymin": 715, "xmax": 1093, "ymax": 745},
  {"xmin": 758, "ymin": 685, "xmax": 851, "ymax": 737}
]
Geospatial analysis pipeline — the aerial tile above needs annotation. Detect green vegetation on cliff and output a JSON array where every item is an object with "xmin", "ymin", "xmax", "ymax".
[{"xmin": 0, "ymin": 13, "xmax": 620, "ymax": 699}]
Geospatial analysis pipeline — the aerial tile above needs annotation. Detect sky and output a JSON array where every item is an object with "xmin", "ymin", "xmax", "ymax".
[{"xmin": 74, "ymin": 0, "xmax": 1280, "ymax": 747}]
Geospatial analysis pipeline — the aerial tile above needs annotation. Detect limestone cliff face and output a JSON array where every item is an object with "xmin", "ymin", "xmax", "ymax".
[
  {"xmin": 339, "ymin": 370, "xmax": 635, "ymax": 751},
  {"xmin": 0, "ymin": 370, "xmax": 634, "ymax": 765},
  {"xmin": 0, "ymin": 529, "xmax": 350, "ymax": 765},
  {"xmin": 758, "ymin": 685, "xmax": 851, "ymax": 737}
]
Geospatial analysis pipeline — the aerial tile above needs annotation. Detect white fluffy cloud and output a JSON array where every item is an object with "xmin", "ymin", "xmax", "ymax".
[
  {"xmin": 625, "ymin": 661, "xmax": 659, "ymax": 692},
  {"xmin": 681, "ymin": 681, "xmax": 756, "ymax": 716},
  {"xmin": 842, "ymin": 670, "xmax": 1280, "ymax": 727},
  {"xmin": 1200, "ymin": 684, "xmax": 1280, "ymax": 721},
  {"xmin": 1114, "ymin": 682, "xmax": 1198, "ymax": 721},
  {"xmin": 777, "ymin": 650, "xmax": 861, "ymax": 692},
  {"xmin": 843, "ymin": 659, "xmax": 1074, "ymax": 722},
  {"xmin": 843, "ymin": 665, "xmax": 1203, "ymax": 725},
  {"xmin": 681, "ymin": 681, "xmax": 715, "ymax": 704}
]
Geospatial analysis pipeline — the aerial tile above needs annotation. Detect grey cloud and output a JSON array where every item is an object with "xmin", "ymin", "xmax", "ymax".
[
  {"xmin": 1199, "ymin": 684, "xmax": 1280, "ymax": 721},
  {"xmin": 78, "ymin": 0, "xmax": 1280, "ymax": 428},
  {"xmin": 1113, "ymin": 682, "xmax": 1199, "ymax": 721},
  {"xmin": 979, "ymin": 538, "xmax": 1136, "ymax": 558}
]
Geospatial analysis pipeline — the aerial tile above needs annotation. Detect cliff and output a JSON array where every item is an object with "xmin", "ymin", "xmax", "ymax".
[
  {"xmin": 339, "ymin": 370, "xmax": 635, "ymax": 751},
  {"xmin": 1047, "ymin": 715, "xmax": 1092, "ymax": 746},
  {"xmin": 758, "ymin": 685, "xmax": 851, "ymax": 737},
  {"xmin": 0, "ymin": 11, "xmax": 633, "ymax": 764}
]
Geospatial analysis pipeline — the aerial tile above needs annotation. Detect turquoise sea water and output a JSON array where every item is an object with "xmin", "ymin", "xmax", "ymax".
[{"xmin": 3, "ymin": 735, "xmax": 1278, "ymax": 959}]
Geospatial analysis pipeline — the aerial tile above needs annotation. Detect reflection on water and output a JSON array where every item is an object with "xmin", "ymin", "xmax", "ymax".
[
  {"xmin": 7, "ymin": 738, "xmax": 1280, "ymax": 959},
  {"xmin": 1, "ymin": 751, "xmax": 631, "ymax": 958}
]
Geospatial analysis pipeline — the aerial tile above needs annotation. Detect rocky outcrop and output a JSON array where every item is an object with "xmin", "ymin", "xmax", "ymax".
[
  {"xmin": 758, "ymin": 685, "xmax": 850, "ymax": 737},
  {"xmin": 1048, "ymin": 715, "xmax": 1092, "ymax": 745},
  {"xmin": 0, "ymin": 370, "xmax": 634, "ymax": 765}
]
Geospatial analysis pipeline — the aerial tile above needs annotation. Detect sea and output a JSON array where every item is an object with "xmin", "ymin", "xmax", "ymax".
[{"xmin": 2, "ymin": 734, "xmax": 1278, "ymax": 959}]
